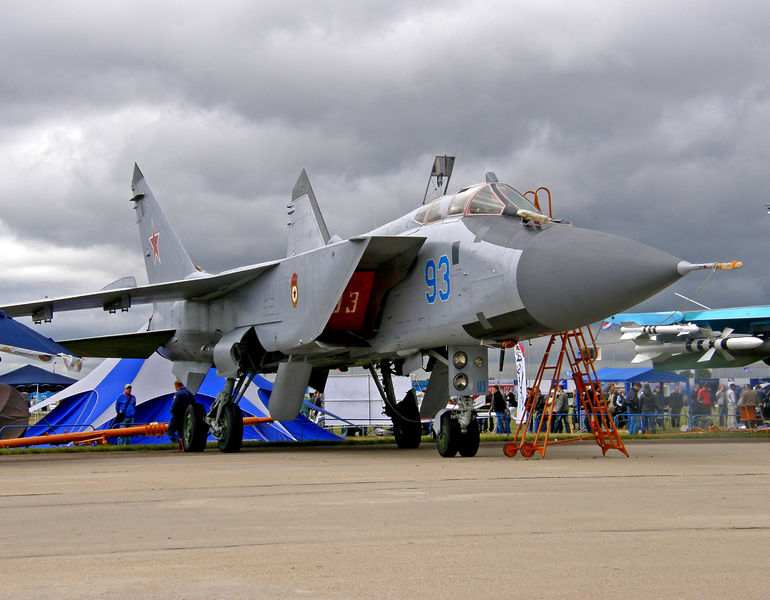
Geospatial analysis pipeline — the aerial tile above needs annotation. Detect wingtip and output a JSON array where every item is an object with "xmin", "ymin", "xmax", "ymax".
[{"xmin": 132, "ymin": 163, "xmax": 144, "ymax": 187}]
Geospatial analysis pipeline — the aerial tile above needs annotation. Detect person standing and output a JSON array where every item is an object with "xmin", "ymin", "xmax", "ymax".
[
  {"xmin": 715, "ymin": 384, "xmax": 728, "ymax": 427},
  {"xmin": 653, "ymin": 385, "xmax": 665, "ymax": 430},
  {"xmin": 726, "ymin": 383, "xmax": 738, "ymax": 429},
  {"xmin": 490, "ymin": 386, "xmax": 508, "ymax": 434},
  {"xmin": 697, "ymin": 384, "xmax": 714, "ymax": 427},
  {"xmin": 481, "ymin": 389, "xmax": 493, "ymax": 433},
  {"xmin": 738, "ymin": 384, "xmax": 760, "ymax": 425},
  {"xmin": 114, "ymin": 384, "xmax": 136, "ymax": 445},
  {"xmin": 612, "ymin": 386, "xmax": 627, "ymax": 429},
  {"xmin": 640, "ymin": 383, "xmax": 657, "ymax": 433},
  {"xmin": 505, "ymin": 389, "xmax": 517, "ymax": 434},
  {"xmin": 552, "ymin": 384, "xmax": 570, "ymax": 434},
  {"xmin": 667, "ymin": 385, "xmax": 684, "ymax": 429},
  {"xmin": 533, "ymin": 388, "xmax": 546, "ymax": 432},
  {"xmin": 626, "ymin": 382, "xmax": 642, "ymax": 434},
  {"xmin": 168, "ymin": 380, "xmax": 194, "ymax": 444}
]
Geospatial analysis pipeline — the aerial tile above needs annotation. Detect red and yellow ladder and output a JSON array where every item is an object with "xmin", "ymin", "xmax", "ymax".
[{"xmin": 503, "ymin": 327, "xmax": 627, "ymax": 458}]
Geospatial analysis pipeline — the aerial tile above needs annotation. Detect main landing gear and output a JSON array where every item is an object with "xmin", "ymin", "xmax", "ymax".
[
  {"xmin": 184, "ymin": 373, "xmax": 252, "ymax": 453},
  {"xmin": 369, "ymin": 361, "xmax": 423, "ymax": 449}
]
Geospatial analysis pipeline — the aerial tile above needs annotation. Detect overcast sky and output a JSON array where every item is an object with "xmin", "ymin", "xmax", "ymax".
[{"xmin": 1, "ymin": 1, "xmax": 768, "ymax": 376}]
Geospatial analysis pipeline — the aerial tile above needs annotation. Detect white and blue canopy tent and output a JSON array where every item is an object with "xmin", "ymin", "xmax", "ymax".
[
  {"xmin": 26, "ymin": 353, "xmax": 341, "ymax": 445},
  {"xmin": 593, "ymin": 366, "xmax": 688, "ymax": 386}
]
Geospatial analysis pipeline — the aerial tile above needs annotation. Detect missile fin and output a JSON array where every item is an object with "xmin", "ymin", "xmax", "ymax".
[
  {"xmin": 718, "ymin": 348, "xmax": 735, "ymax": 361},
  {"xmin": 632, "ymin": 353, "xmax": 654, "ymax": 363}
]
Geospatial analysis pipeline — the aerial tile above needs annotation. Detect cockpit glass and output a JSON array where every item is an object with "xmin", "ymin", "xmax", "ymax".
[
  {"xmin": 447, "ymin": 185, "xmax": 482, "ymax": 215},
  {"xmin": 413, "ymin": 204, "xmax": 429, "ymax": 224},
  {"xmin": 467, "ymin": 186, "xmax": 504, "ymax": 215},
  {"xmin": 491, "ymin": 183, "xmax": 539, "ymax": 213},
  {"xmin": 425, "ymin": 200, "xmax": 442, "ymax": 223}
]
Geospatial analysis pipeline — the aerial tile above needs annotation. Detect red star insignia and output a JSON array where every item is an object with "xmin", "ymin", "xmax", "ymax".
[{"xmin": 149, "ymin": 221, "xmax": 161, "ymax": 265}]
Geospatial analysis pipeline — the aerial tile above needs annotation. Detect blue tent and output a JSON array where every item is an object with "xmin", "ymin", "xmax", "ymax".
[
  {"xmin": 0, "ymin": 310, "xmax": 75, "ymax": 357},
  {"xmin": 26, "ymin": 354, "xmax": 341, "ymax": 445},
  {"xmin": 0, "ymin": 364, "xmax": 77, "ymax": 389},
  {"xmin": 593, "ymin": 367, "xmax": 688, "ymax": 384},
  {"xmin": 593, "ymin": 366, "xmax": 693, "ymax": 427}
]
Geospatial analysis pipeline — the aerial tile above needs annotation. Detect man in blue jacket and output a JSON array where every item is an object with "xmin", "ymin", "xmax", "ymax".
[
  {"xmin": 168, "ymin": 380, "xmax": 194, "ymax": 445},
  {"xmin": 114, "ymin": 384, "xmax": 136, "ymax": 445}
]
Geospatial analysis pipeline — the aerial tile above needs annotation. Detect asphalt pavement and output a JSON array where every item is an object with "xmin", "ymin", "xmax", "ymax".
[{"xmin": 1, "ymin": 439, "xmax": 768, "ymax": 599}]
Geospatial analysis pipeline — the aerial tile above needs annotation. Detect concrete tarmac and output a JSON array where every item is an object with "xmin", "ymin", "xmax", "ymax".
[{"xmin": 1, "ymin": 439, "xmax": 769, "ymax": 600}]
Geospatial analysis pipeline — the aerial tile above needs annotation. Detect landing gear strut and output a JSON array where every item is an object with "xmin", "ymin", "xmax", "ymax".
[
  {"xmin": 369, "ymin": 361, "xmax": 422, "ymax": 449},
  {"xmin": 206, "ymin": 372, "xmax": 253, "ymax": 453}
]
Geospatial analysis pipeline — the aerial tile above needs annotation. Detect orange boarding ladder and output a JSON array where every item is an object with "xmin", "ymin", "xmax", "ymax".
[{"xmin": 503, "ymin": 327, "xmax": 628, "ymax": 458}]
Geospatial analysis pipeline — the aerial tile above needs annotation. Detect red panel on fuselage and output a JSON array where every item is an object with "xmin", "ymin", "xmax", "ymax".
[{"xmin": 324, "ymin": 271, "xmax": 376, "ymax": 334}]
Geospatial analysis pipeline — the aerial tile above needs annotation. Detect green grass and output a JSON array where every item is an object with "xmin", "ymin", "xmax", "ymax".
[{"xmin": 3, "ymin": 428, "xmax": 767, "ymax": 455}]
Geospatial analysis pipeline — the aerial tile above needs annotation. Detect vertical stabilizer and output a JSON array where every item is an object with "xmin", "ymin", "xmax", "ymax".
[
  {"xmin": 131, "ymin": 164, "xmax": 197, "ymax": 284},
  {"xmin": 287, "ymin": 170, "xmax": 330, "ymax": 257}
]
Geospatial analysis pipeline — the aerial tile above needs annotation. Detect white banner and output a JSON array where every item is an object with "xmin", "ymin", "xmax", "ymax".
[{"xmin": 514, "ymin": 342, "xmax": 527, "ymax": 423}]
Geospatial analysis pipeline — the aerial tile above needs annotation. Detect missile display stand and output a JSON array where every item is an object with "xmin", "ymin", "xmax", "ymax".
[{"xmin": 503, "ymin": 327, "xmax": 628, "ymax": 459}]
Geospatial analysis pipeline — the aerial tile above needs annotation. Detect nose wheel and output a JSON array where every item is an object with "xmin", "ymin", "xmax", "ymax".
[{"xmin": 434, "ymin": 406, "xmax": 480, "ymax": 458}]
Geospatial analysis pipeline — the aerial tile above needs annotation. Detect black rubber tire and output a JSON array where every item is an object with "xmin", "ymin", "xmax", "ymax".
[
  {"xmin": 458, "ymin": 418, "xmax": 480, "ymax": 457},
  {"xmin": 436, "ymin": 412, "xmax": 460, "ymax": 458},
  {"xmin": 182, "ymin": 402, "xmax": 208, "ymax": 452},
  {"xmin": 393, "ymin": 393, "xmax": 422, "ymax": 449},
  {"xmin": 217, "ymin": 403, "xmax": 244, "ymax": 453},
  {"xmin": 394, "ymin": 419, "xmax": 422, "ymax": 448}
]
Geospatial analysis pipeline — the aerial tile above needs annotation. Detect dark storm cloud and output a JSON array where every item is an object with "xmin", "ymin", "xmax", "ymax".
[{"xmin": 1, "ymin": 0, "xmax": 769, "ymax": 360}]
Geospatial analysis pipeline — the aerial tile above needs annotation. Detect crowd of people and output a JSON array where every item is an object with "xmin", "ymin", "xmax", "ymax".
[
  {"xmin": 479, "ymin": 380, "xmax": 770, "ymax": 435},
  {"xmin": 608, "ymin": 381, "xmax": 769, "ymax": 432}
]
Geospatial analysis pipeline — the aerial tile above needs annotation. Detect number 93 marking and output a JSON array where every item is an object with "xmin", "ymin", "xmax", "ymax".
[{"xmin": 425, "ymin": 255, "xmax": 450, "ymax": 304}]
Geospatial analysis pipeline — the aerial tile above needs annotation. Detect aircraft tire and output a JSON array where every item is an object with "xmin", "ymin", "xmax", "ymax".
[
  {"xmin": 393, "ymin": 393, "xmax": 421, "ymax": 449},
  {"xmin": 458, "ymin": 418, "xmax": 480, "ymax": 457},
  {"xmin": 217, "ymin": 403, "xmax": 243, "ymax": 453},
  {"xmin": 183, "ymin": 402, "xmax": 208, "ymax": 452},
  {"xmin": 393, "ymin": 419, "xmax": 422, "ymax": 448},
  {"xmin": 436, "ymin": 412, "xmax": 460, "ymax": 457}
]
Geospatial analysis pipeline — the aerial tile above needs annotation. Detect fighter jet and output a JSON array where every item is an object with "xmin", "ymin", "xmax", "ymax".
[
  {"xmin": 0, "ymin": 156, "xmax": 737, "ymax": 456},
  {"xmin": 609, "ymin": 304, "xmax": 770, "ymax": 369}
]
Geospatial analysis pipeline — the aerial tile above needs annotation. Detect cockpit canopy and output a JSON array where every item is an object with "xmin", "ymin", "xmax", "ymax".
[{"xmin": 413, "ymin": 183, "xmax": 541, "ymax": 225}]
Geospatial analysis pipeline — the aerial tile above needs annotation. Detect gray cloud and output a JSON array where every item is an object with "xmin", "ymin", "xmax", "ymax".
[{"xmin": 2, "ymin": 0, "xmax": 769, "ymax": 374}]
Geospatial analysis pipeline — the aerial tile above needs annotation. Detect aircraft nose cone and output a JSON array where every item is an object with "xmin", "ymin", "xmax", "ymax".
[{"xmin": 517, "ymin": 225, "xmax": 683, "ymax": 332}]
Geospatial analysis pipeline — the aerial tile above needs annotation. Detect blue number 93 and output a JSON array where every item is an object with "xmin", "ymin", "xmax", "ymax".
[{"xmin": 425, "ymin": 255, "xmax": 450, "ymax": 304}]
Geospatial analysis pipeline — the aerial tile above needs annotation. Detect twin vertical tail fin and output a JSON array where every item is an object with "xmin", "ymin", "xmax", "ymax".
[
  {"xmin": 287, "ymin": 169, "xmax": 331, "ymax": 257},
  {"xmin": 131, "ymin": 164, "xmax": 197, "ymax": 284}
]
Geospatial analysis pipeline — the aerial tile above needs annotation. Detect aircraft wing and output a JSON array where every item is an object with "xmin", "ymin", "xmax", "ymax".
[
  {"xmin": 0, "ymin": 261, "xmax": 279, "ymax": 321},
  {"xmin": 57, "ymin": 329, "xmax": 176, "ymax": 359}
]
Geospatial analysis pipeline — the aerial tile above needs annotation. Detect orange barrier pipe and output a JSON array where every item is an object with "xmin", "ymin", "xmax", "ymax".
[
  {"xmin": 243, "ymin": 416, "xmax": 274, "ymax": 426},
  {"xmin": 0, "ymin": 415, "xmax": 274, "ymax": 449}
]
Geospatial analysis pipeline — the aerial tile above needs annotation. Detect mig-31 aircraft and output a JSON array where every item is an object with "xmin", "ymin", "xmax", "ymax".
[{"xmin": 0, "ymin": 156, "xmax": 738, "ymax": 456}]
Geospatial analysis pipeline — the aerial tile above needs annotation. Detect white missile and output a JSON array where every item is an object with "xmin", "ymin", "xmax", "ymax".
[
  {"xmin": 620, "ymin": 323, "xmax": 701, "ymax": 340},
  {"xmin": 633, "ymin": 335, "xmax": 765, "ymax": 363}
]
